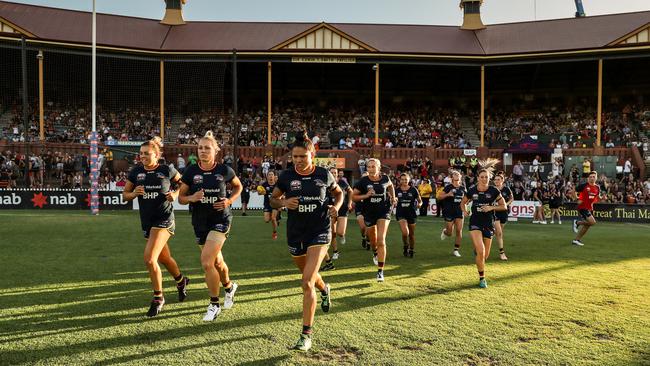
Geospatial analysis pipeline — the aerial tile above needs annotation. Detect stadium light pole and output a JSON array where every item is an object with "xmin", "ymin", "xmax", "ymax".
[
  {"xmin": 89, "ymin": 0, "xmax": 99, "ymax": 215},
  {"xmin": 37, "ymin": 50, "xmax": 44, "ymax": 142}
]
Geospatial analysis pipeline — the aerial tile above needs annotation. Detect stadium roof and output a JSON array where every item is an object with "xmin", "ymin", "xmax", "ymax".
[{"xmin": 0, "ymin": 1, "xmax": 649, "ymax": 57}]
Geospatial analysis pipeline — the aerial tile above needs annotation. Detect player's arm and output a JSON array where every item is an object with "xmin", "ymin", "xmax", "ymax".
[
  {"xmin": 492, "ymin": 194, "xmax": 507, "ymax": 212},
  {"xmin": 387, "ymin": 180, "xmax": 397, "ymax": 206},
  {"xmin": 506, "ymin": 188, "xmax": 514, "ymax": 206},
  {"xmin": 415, "ymin": 189, "xmax": 423, "ymax": 208},
  {"xmin": 574, "ymin": 183, "xmax": 584, "ymax": 203},
  {"xmin": 215, "ymin": 176, "xmax": 243, "ymax": 210},
  {"xmin": 271, "ymin": 187, "xmax": 294, "ymax": 209},
  {"xmin": 178, "ymin": 182, "xmax": 203, "ymax": 205},
  {"xmin": 122, "ymin": 180, "xmax": 143, "ymax": 201},
  {"xmin": 351, "ymin": 188, "xmax": 369, "ymax": 202},
  {"xmin": 329, "ymin": 185, "xmax": 343, "ymax": 218},
  {"xmin": 461, "ymin": 196, "xmax": 471, "ymax": 217},
  {"xmin": 438, "ymin": 185, "xmax": 453, "ymax": 199},
  {"xmin": 346, "ymin": 186, "xmax": 354, "ymax": 211},
  {"xmin": 165, "ymin": 172, "xmax": 183, "ymax": 202}
]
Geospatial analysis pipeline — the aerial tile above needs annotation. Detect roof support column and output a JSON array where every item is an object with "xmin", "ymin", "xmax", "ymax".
[
  {"xmin": 374, "ymin": 63, "xmax": 379, "ymax": 146},
  {"xmin": 481, "ymin": 65, "xmax": 485, "ymax": 147},
  {"xmin": 596, "ymin": 59, "xmax": 603, "ymax": 147},
  {"xmin": 38, "ymin": 50, "xmax": 44, "ymax": 142},
  {"xmin": 160, "ymin": 60, "xmax": 165, "ymax": 141},
  {"xmin": 267, "ymin": 61, "xmax": 272, "ymax": 146}
]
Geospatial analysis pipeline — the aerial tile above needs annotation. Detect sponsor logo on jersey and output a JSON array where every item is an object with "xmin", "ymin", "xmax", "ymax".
[
  {"xmin": 473, "ymin": 194, "xmax": 479, "ymax": 200},
  {"xmin": 290, "ymin": 180, "xmax": 302, "ymax": 191},
  {"xmin": 193, "ymin": 175, "xmax": 203, "ymax": 184},
  {"xmin": 314, "ymin": 179, "xmax": 325, "ymax": 187},
  {"xmin": 156, "ymin": 172, "xmax": 166, "ymax": 179},
  {"xmin": 215, "ymin": 174, "xmax": 224, "ymax": 181},
  {"xmin": 486, "ymin": 194, "xmax": 492, "ymax": 199},
  {"xmin": 137, "ymin": 173, "xmax": 146, "ymax": 182},
  {"xmin": 298, "ymin": 204, "xmax": 319, "ymax": 212}
]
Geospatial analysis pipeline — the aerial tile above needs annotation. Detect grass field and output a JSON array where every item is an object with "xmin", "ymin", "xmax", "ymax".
[{"xmin": 0, "ymin": 210, "xmax": 649, "ymax": 366}]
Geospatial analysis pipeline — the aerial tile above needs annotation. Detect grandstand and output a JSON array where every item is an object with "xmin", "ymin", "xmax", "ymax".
[{"xmin": 0, "ymin": 0, "xmax": 648, "ymax": 182}]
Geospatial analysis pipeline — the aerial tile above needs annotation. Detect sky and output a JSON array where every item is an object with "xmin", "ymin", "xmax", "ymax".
[{"xmin": 5, "ymin": 0, "xmax": 650, "ymax": 25}]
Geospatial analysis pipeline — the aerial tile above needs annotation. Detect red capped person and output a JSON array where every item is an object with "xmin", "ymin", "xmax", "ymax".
[{"xmin": 571, "ymin": 171, "xmax": 606, "ymax": 246}]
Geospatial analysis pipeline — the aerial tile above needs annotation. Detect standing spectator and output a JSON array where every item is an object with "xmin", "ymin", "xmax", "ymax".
[
  {"xmin": 417, "ymin": 178, "xmax": 433, "ymax": 217},
  {"xmin": 188, "ymin": 152, "xmax": 198, "ymax": 166},
  {"xmin": 177, "ymin": 154, "xmax": 186, "ymax": 174},
  {"xmin": 513, "ymin": 161, "xmax": 524, "ymax": 182},
  {"xmin": 261, "ymin": 158, "xmax": 271, "ymax": 177},
  {"xmin": 623, "ymin": 158, "xmax": 632, "ymax": 177},
  {"xmin": 358, "ymin": 155, "xmax": 366, "ymax": 174},
  {"xmin": 582, "ymin": 158, "xmax": 591, "ymax": 178},
  {"xmin": 532, "ymin": 155, "xmax": 541, "ymax": 179},
  {"xmin": 312, "ymin": 133, "xmax": 320, "ymax": 150},
  {"xmin": 73, "ymin": 172, "xmax": 83, "ymax": 189},
  {"xmin": 105, "ymin": 148, "xmax": 114, "ymax": 174}
]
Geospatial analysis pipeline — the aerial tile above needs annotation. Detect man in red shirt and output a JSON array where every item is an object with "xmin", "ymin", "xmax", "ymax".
[{"xmin": 571, "ymin": 171, "xmax": 604, "ymax": 246}]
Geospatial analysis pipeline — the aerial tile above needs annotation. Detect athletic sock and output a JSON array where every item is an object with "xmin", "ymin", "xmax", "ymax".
[
  {"xmin": 499, "ymin": 248, "xmax": 505, "ymax": 254},
  {"xmin": 153, "ymin": 290, "xmax": 163, "ymax": 301},
  {"xmin": 174, "ymin": 274, "xmax": 184, "ymax": 283},
  {"xmin": 333, "ymin": 250, "xmax": 339, "ymax": 254},
  {"xmin": 378, "ymin": 261, "xmax": 384, "ymax": 270},
  {"xmin": 224, "ymin": 282, "xmax": 233, "ymax": 293},
  {"xmin": 454, "ymin": 244, "xmax": 460, "ymax": 250},
  {"xmin": 302, "ymin": 325, "xmax": 312, "ymax": 335},
  {"xmin": 210, "ymin": 296, "xmax": 220, "ymax": 306},
  {"xmin": 478, "ymin": 271, "xmax": 485, "ymax": 280}
]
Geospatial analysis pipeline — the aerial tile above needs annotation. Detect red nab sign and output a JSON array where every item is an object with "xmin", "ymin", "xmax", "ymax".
[{"xmin": 0, "ymin": 190, "xmax": 132, "ymax": 210}]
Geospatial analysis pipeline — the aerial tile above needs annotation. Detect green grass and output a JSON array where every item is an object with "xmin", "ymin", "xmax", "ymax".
[{"xmin": 0, "ymin": 210, "xmax": 649, "ymax": 366}]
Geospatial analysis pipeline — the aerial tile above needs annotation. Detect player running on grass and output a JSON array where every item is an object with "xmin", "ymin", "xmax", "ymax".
[
  {"xmin": 395, "ymin": 173, "xmax": 422, "ymax": 258},
  {"xmin": 271, "ymin": 132, "xmax": 343, "ymax": 351},
  {"xmin": 178, "ymin": 131, "xmax": 242, "ymax": 321},
  {"xmin": 493, "ymin": 171, "xmax": 513, "ymax": 261},
  {"xmin": 320, "ymin": 167, "xmax": 352, "ymax": 271},
  {"xmin": 571, "ymin": 171, "xmax": 605, "ymax": 246},
  {"xmin": 438, "ymin": 170, "xmax": 466, "ymax": 257},
  {"xmin": 261, "ymin": 171, "xmax": 280, "ymax": 239},
  {"xmin": 123, "ymin": 136, "xmax": 189, "ymax": 317},
  {"xmin": 354, "ymin": 173, "xmax": 370, "ymax": 250},
  {"xmin": 352, "ymin": 158, "xmax": 396, "ymax": 282},
  {"xmin": 460, "ymin": 159, "xmax": 507, "ymax": 288}
]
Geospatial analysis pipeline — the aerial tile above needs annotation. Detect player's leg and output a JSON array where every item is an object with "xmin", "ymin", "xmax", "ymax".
[
  {"xmin": 336, "ymin": 216, "xmax": 348, "ymax": 244},
  {"xmin": 399, "ymin": 219, "xmax": 409, "ymax": 256},
  {"xmin": 407, "ymin": 222, "xmax": 416, "ymax": 257},
  {"xmin": 143, "ymin": 228, "xmax": 173, "ymax": 316},
  {"xmin": 375, "ymin": 219, "xmax": 390, "ymax": 282},
  {"xmin": 469, "ymin": 230, "xmax": 487, "ymax": 288},
  {"xmin": 271, "ymin": 209, "xmax": 279, "ymax": 239},
  {"xmin": 453, "ymin": 218, "xmax": 464, "ymax": 256},
  {"xmin": 291, "ymin": 245, "xmax": 330, "ymax": 351}
]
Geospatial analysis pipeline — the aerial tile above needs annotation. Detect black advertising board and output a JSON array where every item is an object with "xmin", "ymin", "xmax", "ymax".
[{"xmin": 0, "ymin": 190, "xmax": 131, "ymax": 210}]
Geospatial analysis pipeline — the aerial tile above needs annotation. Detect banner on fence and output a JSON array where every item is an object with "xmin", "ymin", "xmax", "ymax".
[
  {"xmin": 509, "ymin": 201, "xmax": 649, "ymax": 223},
  {"xmin": 0, "ymin": 190, "xmax": 131, "ymax": 210}
]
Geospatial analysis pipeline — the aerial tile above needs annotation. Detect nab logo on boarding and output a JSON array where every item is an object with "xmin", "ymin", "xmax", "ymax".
[
  {"xmin": 0, "ymin": 192, "xmax": 22, "ymax": 205},
  {"xmin": 31, "ymin": 192, "xmax": 78, "ymax": 208}
]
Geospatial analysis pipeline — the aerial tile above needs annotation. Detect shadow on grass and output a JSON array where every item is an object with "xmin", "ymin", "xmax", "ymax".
[{"xmin": 0, "ymin": 259, "xmax": 600, "ymax": 364}]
